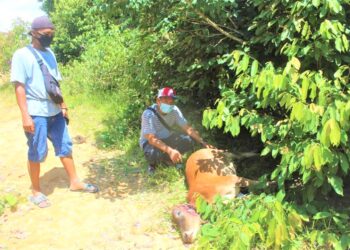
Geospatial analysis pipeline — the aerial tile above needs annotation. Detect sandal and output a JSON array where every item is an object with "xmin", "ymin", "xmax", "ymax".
[
  {"xmin": 83, "ymin": 183, "xmax": 99, "ymax": 193},
  {"xmin": 29, "ymin": 193, "xmax": 51, "ymax": 208},
  {"xmin": 70, "ymin": 183, "xmax": 99, "ymax": 193}
]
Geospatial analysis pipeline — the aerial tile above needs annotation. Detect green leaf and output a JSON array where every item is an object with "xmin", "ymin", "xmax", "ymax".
[
  {"xmin": 335, "ymin": 37, "xmax": 343, "ymax": 52},
  {"xmin": 301, "ymin": 22, "xmax": 309, "ymax": 38},
  {"xmin": 261, "ymin": 146, "xmax": 271, "ymax": 156},
  {"xmin": 291, "ymin": 102, "xmax": 304, "ymax": 121},
  {"xmin": 328, "ymin": 0, "xmax": 342, "ymax": 14},
  {"xmin": 342, "ymin": 34, "xmax": 349, "ymax": 51},
  {"xmin": 302, "ymin": 145, "xmax": 313, "ymax": 168},
  {"xmin": 291, "ymin": 57, "xmax": 301, "ymax": 71},
  {"xmin": 339, "ymin": 153, "xmax": 349, "ymax": 174},
  {"xmin": 312, "ymin": 0, "xmax": 320, "ymax": 7},
  {"xmin": 313, "ymin": 211, "xmax": 332, "ymax": 220},
  {"xmin": 320, "ymin": 119, "xmax": 341, "ymax": 147},
  {"xmin": 313, "ymin": 144, "xmax": 323, "ymax": 171},
  {"xmin": 301, "ymin": 77, "xmax": 309, "ymax": 101},
  {"xmin": 241, "ymin": 54, "xmax": 250, "ymax": 72},
  {"xmin": 328, "ymin": 176, "xmax": 344, "ymax": 195},
  {"xmin": 4, "ymin": 194, "xmax": 18, "ymax": 207},
  {"xmin": 229, "ymin": 116, "xmax": 240, "ymax": 137},
  {"xmin": 250, "ymin": 60, "xmax": 259, "ymax": 77},
  {"xmin": 302, "ymin": 170, "xmax": 312, "ymax": 184},
  {"xmin": 329, "ymin": 119, "xmax": 341, "ymax": 146},
  {"xmin": 276, "ymin": 189, "xmax": 286, "ymax": 202}
]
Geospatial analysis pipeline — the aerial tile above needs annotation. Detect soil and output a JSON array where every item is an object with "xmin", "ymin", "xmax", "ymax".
[{"xmin": 0, "ymin": 99, "xmax": 190, "ymax": 250}]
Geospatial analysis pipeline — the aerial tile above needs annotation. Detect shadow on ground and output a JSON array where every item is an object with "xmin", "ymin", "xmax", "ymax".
[
  {"xmin": 82, "ymin": 155, "xmax": 147, "ymax": 201},
  {"xmin": 39, "ymin": 167, "xmax": 69, "ymax": 196}
]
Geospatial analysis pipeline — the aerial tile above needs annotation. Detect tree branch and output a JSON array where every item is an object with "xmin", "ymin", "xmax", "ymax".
[{"xmin": 184, "ymin": 0, "xmax": 244, "ymax": 44}]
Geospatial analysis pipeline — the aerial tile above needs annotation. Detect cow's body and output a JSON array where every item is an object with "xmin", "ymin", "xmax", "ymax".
[
  {"xmin": 186, "ymin": 148, "xmax": 256, "ymax": 205},
  {"xmin": 172, "ymin": 148, "xmax": 259, "ymax": 243}
]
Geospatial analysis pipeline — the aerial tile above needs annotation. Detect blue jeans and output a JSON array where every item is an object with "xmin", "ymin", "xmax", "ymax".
[
  {"xmin": 142, "ymin": 132, "xmax": 195, "ymax": 166},
  {"xmin": 25, "ymin": 112, "xmax": 72, "ymax": 162}
]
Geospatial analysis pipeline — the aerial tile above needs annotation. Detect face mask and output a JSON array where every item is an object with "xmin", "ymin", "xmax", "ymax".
[
  {"xmin": 38, "ymin": 34, "xmax": 53, "ymax": 47},
  {"xmin": 160, "ymin": 103, "xmax": 174, "ymax": 114}
]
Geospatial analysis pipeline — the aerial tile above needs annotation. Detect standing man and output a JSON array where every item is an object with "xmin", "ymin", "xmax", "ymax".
[
  {"xmin": 11, "ymin": 16, "xmax": 98, "ymax": 208},
  {"xmin": 140, "ymin": 87, "xmax": 213, "ymax": 174}
]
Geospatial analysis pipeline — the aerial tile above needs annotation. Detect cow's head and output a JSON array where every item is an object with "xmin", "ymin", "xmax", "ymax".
[{"xmin": 172, "ymin": 204, "xmax": 201, "ymax": 243}]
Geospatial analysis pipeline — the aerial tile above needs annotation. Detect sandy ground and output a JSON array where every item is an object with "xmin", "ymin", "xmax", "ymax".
[{"xmin": 0, "ymin": 98, "xmax": 190, "ymax": 250}]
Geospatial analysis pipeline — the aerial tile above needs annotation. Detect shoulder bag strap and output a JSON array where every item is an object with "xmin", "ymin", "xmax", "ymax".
[
  {"xmin": 26, "ymin": 45, "xmax": 60, "ymax": 85},
  {"xmin": 26, "ymin": 45, "xmax": 44, "ymax": 67},
  {"xmin": 146, "ymin": 107, "xmax": 173, "ymax": 131}
]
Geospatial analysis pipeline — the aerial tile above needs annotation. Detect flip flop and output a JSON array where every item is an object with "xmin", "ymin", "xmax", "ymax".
[
  {"xmin": 83, "ymin": 183, "xmax": 99, "ymax": 193},
  {"xmin": 70, "ymin": 183, "xmax": 99, "ymax": 193},
  {"xmin": 29, "ymin": 193, "xmax": 51, "ymax": 208}
]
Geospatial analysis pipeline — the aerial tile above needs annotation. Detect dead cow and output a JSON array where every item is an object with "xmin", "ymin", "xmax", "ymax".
[{"xmin": 172, "ymin": 148, "xmax": 262, "ymax": 244}]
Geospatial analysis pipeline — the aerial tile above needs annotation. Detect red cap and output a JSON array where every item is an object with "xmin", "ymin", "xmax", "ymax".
[{"xmin": 157, "ymin": 87, "xmax": 176, "ymax": 98}]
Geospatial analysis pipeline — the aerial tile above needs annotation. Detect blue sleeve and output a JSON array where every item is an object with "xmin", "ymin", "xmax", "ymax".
[
  {"xmin": 10, "ymin": 50, "xmax": 27, "ymax": 85},
  {"xmin": 141, "ymin": 110, "xmax": 156, "ymax": 135}
]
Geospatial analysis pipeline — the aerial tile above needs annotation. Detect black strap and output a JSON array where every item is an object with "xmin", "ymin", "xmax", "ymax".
[
  {"xmin": 26, "ymin": 45, "xmax": 60, "ymax": 87},
  {"xmin": 147, "ymin": 107, "xmax": 173, "ymax": 131}
]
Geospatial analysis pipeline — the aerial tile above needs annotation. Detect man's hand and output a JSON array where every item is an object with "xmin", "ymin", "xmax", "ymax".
[
  {"xmin": 22, "ymin": 114, "xmax": 34, "ymax": 134},
  {"xmin": 61, "ymin": 108, "xmax": 68, "ymax": 118},
  {"xmin": 201, "ymin": 141, "xmax": 216, "ymax": 149},
  {"xmin": 168, "ymin": 148, "xmax": 183, "ymax": 163}
]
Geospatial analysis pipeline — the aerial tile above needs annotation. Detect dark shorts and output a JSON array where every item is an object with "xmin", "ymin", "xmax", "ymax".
[
  {"xmin": 142, "ymin": 132, "xmax": 195, "ymax": 165},
  {"xmin": 25, "ymin": 112, "xmax": 72, "ymax": 162}
]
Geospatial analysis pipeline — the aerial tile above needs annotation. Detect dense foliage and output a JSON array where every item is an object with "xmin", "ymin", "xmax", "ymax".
[
  {"xmin": 1, "ymin": 0, "xmax": 350, "ymax": 247},
  {"xmin": 0, "ymin": 20, "xmax": 29, "ymax": 75},
  {"xmin": 196, "ymin": 195, "xmax": 350, "ymax": 249},
  {"xmin": 204, "ymin": 0, "xmax": 350, "ymax": 203}
]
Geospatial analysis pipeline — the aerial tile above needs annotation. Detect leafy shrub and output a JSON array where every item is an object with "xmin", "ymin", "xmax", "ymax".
[
  {"xmin": 195, "ymin": 194, "xmax": 305, "ymax": 249},
  {"xmin": 60, "ymin": 27, "xmax": 156, "ymax": 149},
  {"xmin": 0, "ymin": 20, "xmax": 29, "ymax": 74},
  {"xmin": 50, "ymin": 0, "xmax": 111, "ymax": 63},
  {"xmin": 203, "ymin": 0, "xmax": 350, "ymax": 203},
  {"xmin": 195, "ymin": 194, "xmax": 350, "ymax": 249}
]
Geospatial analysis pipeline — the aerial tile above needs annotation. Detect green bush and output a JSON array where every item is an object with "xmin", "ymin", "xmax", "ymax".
[
  {"xmin": 60, "ymin": 27, "xmax": 156, "ymax": 149},
  {"xmin": 196, "ymin": 194, "xmax": 350, "ymax": 249},
  {"xmin": 0, "ymin": 20, "xmax": 29, "ymax": 74},
  {"xmin": 203, "ymin": 0, "xmax": 350, "ymax": 203}
]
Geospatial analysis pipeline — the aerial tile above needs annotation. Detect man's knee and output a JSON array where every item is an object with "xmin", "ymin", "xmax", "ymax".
[{"xmin": 143, "ymin": 144, "xmax": 165, "ymax": 164}]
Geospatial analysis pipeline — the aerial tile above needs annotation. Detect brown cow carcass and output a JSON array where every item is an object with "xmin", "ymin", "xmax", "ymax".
[{"xmin": 172, "ymin": 148, "xmax": 261, "ymax": 244}]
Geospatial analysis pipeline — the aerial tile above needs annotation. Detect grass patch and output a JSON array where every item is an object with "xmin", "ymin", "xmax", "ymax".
[
  {"xmin": 63, "ymin": 92, "xmax": 115, "ymax": 139},
  {"xmin": 0, "ymin": 81, "xmax": 15, "ymax": 108}
]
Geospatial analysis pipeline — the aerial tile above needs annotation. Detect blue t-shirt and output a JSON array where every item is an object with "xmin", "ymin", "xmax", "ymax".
[
  {"xmin": 10, "ymin": 45, "xmax": 62, "ymax": 117},
  {"xmin": 139, "ymin": 104, "xmax": 188, "ymax": 148}
]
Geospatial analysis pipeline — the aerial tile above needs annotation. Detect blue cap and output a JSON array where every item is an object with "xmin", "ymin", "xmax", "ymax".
[{"xmin": 31, "ymin": 16, "xmax": 54, "ymax": 30}]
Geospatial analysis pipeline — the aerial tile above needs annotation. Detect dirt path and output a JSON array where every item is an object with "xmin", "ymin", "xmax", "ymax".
[{"xmin": 0, "ymin": 97, "xmax": 189, "ymax": 249}]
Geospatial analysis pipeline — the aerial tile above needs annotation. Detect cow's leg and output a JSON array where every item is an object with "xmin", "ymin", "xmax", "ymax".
[{"xmin": 230, "ymin": 175, "xmax": 259, "ymax": 187}]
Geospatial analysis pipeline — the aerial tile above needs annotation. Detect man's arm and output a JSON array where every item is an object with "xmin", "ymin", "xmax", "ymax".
[
  {"xmin": 14, "ymin": 82, "xmax": 34, "ymax": 134},
  {"xmin": 182, "ymin": 124, "xmax": 213, "ymax": 148},
  {"xmin": 60, "ymin": 102, "xmax": 68, "ymax": 118},
  {"xmin": 145, "ymin": 133, "xmax": 183, "ymax": 163}
]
